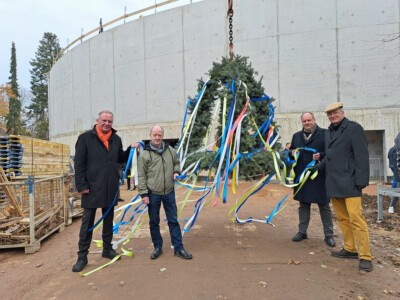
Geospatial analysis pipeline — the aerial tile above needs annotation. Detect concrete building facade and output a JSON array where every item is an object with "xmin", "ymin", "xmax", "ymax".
[{"xmin": 49, "ymin": 0, "xmax": 400, "ymax": 180}]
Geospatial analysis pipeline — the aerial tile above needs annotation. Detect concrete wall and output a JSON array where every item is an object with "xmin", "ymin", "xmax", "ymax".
[{"xmin": 49, "ymin": 0, "xmax": 400, "ymax": 178}]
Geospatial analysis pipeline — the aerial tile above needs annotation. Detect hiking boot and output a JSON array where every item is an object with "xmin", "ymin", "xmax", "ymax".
[
  {"xmin": 359, "ymin": 259, "xmax": 373, "ymax": 272},
  {"xmin": 72, "ymin": 257, "xmax": 88, "ymax": 272},
  {"xmin": 331, "ymin": 248, "xmax": 358, "ymax": 259}
]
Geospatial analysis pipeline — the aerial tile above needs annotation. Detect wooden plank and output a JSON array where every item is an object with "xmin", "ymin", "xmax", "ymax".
[
  {"xmin": 35, "ymin": 209, "xmax": 62, "ymax": 239},
  {"xmin": 0, "ymin": 233, "xmax": 29, "ymax": 239},
  {"xmin": 0, "ymin": 167, "xmax": 24, "ymax": 217},
  {"xmin": 0, "ymin": 219, "xmax": 21, "ymax": 229}
]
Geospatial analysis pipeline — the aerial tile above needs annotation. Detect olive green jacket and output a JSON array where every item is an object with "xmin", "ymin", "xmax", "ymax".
[{"xmin": 138, "ymin": 143, "xmax": 180, "ymax": 197}]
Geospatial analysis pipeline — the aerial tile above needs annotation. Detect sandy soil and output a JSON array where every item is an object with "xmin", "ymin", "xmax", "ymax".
[{"xmin": 0, "ymin": 182, "xmax": 399, "ymax": 300}]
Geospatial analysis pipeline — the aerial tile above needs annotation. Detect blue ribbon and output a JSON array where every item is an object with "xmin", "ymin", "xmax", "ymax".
[{"xmin": 234, "ymin": 173, "xmax": 274, "ymax": 223}]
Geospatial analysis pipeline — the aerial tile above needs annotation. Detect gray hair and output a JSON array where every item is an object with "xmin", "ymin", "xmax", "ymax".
[
  {"xmin": 98, "ymin": 110, "xmax": 113, "ymax": 117},
  {"xmin": 150, "ymin": 124, "xmax": 164, "ymax": 135},
  {"xmin": 300, "ymin": 112, "xmax": 315, "ymax": 120}
]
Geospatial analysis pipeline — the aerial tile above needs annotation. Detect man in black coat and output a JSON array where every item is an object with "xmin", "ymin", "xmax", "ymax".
[
  {"xmin": 290, "ymin": 112, "xmax": 335, "ymax": 247},
  {"xmin": 316, "ymin": 102, "xmax": 373, "ymax": 272},
  {"xmin": 389, "ymin": 133, "xmax": 400, "ymax": 213},
  {"xmin": 72, "ymin": 110, "xmax": 131, "ymax": 272}
]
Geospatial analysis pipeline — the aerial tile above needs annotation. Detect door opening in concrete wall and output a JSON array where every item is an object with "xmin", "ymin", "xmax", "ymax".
[{"xmin": 365, "ymin": 130, "xmax": 384, "ymax": 181}]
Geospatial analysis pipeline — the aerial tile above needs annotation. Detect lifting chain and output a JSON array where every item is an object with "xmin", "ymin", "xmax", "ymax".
[{"xmin": 227, "ymin": 0, "xmax": 234, "ymax": 61}]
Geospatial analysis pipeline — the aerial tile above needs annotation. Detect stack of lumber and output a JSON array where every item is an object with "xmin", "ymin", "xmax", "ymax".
[
  {"xmin": 0, "ymin": 135, "xmax": 70, "ymax": 177},
  {"xmin": 18, "ymin": 136, "xmax": 70, "ymax": 176}
]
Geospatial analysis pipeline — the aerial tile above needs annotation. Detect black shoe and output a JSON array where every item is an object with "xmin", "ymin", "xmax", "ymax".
[
  {"xmin": 72, "ymin": 257, "xmax": 88, "ymax": 272},
  {"xmin": 292, "ymin": 232, "xmax": 307, "ymax": 242},
  {"xmin": 174, "ymin": 249, "xmax": 192, "ymax": 260},
  {"xmin": 102, "ymin": 249, "xmax": 121, "ymax": 260},
  {"xmin": 324, "ymin": 236, "xmax": 336, "ymax": 247},
  {"xmin": 150, "ymin": 248, "xmax": 163, "ymax": 260},
  {"xmin": 359, "ymin": 259, "xmax": 373, "ymax": 272},
  {"xmin": 331, "ymin": 248, "xmax": 358, "ymax": 259}
]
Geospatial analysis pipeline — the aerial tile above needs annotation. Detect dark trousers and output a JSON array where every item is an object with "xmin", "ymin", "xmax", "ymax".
[
  {"xmin": 298, "ymin": 202, "xmax": 334, "ymax": 237},
  {"xmin": 148, "ymin": 191, "xmax": 183, "ymax": 251},
  {"xmin": 77, "ymin": 207, "xmax": 114, "ymax": 257}
]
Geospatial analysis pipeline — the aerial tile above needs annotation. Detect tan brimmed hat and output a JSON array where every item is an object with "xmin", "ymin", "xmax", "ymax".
[{"xmin": 325, "ymin": 101, "xmax": 343, "ymax": 113}]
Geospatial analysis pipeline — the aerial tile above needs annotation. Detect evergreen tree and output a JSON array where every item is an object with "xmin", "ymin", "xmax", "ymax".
[
  {"xmin": 184, "ymin": 55, "xmax": 281, "ymax": 180},
  {"xmin": 27, "ymin": 32, "xmax": 62, "ymax": 140},
  {"xmin": 5, "ymin": 42, "xmax": 24, "ymax": 135}
]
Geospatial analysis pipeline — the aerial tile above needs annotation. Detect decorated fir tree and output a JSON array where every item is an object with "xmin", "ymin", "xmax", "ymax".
[{"xmin": 182, "ymin": 55, "xmax": 281, "ymax": 180}]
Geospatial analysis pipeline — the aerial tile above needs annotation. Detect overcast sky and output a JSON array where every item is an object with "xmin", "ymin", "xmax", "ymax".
[{"xmin": 0, "ymin": 0, "xmax": 202, "ymax": 93}]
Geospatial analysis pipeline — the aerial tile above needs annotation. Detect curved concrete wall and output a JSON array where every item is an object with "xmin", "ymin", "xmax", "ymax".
[{"xmin": 49, "ymin": 0, "xmax": 400, "ymax": 177}]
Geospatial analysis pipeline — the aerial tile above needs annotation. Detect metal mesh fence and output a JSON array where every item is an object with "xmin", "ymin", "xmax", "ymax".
[{"xmin": 0, "ymin": 176, "xmax": 65, "ymax": 246}]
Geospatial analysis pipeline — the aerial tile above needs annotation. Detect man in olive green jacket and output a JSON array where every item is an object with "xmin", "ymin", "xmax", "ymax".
[{"xmin": 138, "ymin": 125, "xmax": 192, "ymax": 260}]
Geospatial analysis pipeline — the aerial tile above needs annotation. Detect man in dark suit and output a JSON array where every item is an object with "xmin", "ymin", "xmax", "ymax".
[
  {"xmin": 317, "ymin": 102, "xmax": 373, "ymax": 272},
  {"xmin": 72, "ymin": 110, "xmax": 131, "ymax": 272},
  {"xmin": 290, "ymin": 112, "xmax": 335, "ymax": 247}
]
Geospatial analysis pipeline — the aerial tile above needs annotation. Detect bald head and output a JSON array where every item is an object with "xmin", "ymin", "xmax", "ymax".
[
  {"xmin": 301, "ymin": 112, "xmax": 316, "ymax": 132},
  {"xmin": 149, "ymin": 125, "xmax": 164, "ymax": 148},
  {"xmin": 150, "ymin": 125, "xmax": 164, "ymax": 135}
]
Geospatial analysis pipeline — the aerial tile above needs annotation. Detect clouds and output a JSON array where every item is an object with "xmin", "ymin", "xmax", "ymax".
[{"xmin": 0, "ymin": 0, "xmax": 197, "ymax": 91}]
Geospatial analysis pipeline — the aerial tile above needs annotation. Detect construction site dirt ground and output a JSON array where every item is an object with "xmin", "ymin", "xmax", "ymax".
[{"xmin": 1, "ymin": 182, "xmax": 399, "ymax": 300}]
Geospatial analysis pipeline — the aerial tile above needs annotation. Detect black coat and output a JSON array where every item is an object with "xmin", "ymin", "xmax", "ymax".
[
  {"xmin": 319, "ymin": 118, "xmax": 369, "ymax": 198},
  {"xmin": 290, "ymin": 125, "xmax": 328, "ymax": 204},
  {"xmin": 388, "ymin": 146, "xmax": 400, "ymax": 181},
  {"xmin": 74, "ymin": 126, "xmax": 130, "ymax": 208}
]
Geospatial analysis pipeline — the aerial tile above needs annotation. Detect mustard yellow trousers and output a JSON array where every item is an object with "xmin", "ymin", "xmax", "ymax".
[{"xmin": 331, "ymin": 197, "xmax": 372, "ymax": 261}]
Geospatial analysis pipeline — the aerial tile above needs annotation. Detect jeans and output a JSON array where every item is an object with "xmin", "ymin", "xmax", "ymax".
[
  {"xmin": 148, "ymin": 190, "xmax": 183, "ymax": 251},
  {"xmin": 389, "ymin": 181, "xmax": 400, "ymax": 207}
]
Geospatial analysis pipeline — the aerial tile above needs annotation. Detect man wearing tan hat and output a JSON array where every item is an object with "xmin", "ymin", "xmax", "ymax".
[{"xmin": 311, "ymin": 101, "xmax": 373, "ymax": 272}]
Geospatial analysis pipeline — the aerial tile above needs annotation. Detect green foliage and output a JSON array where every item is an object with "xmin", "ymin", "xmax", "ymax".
[
  {"xmin": 27, "ymin": 32, "xmax": 62, "ymax": 140},
  {"xmin": 184, "ymin": 55, "xmax": 281, "ymax": 180},
  {"xmin": 8, "ymin": 42, "xmax": 19, "ymax": 98},
  {"xmin": 6, "ymin": 42, "xmax": 24, "ymax": 135}
]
